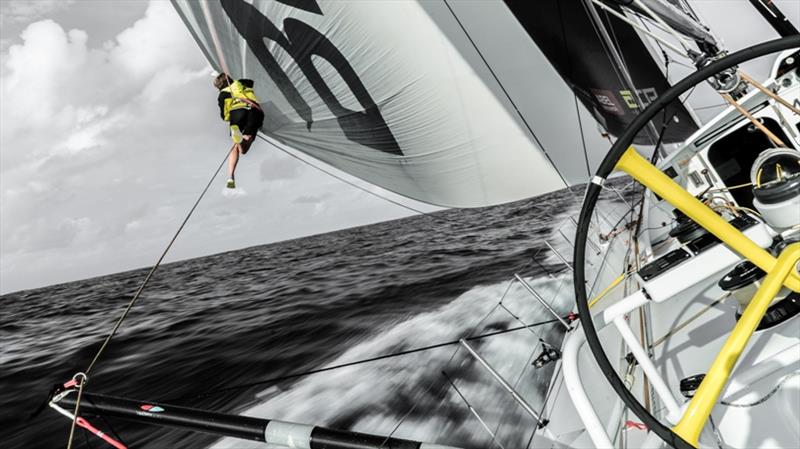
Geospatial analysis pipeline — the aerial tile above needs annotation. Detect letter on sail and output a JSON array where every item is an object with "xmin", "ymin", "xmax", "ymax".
[{"xmin": 173, "ymin": 0, "xmax": 577, "ymax": 207}]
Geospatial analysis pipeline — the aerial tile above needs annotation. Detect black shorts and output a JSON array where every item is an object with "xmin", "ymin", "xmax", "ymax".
[{"xmin": 229, "ymin": 108, "xmax": 264, "ymax": 136}]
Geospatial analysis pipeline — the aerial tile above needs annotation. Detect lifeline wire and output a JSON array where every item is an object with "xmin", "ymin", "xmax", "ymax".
[
  {"xmin": 441, "ymin": 0, "xmax": 568, "ymax": 187},
  {"xmin": 376, "ymin": 261, "xmax": 534, "ymax": 447},
  {"xmin": 171, "ymin": 316, "xmax": 562, "ymax": 403},
  {"xmin": 381, "ymin": 260, "xmax": 554, "ymax": 447}
]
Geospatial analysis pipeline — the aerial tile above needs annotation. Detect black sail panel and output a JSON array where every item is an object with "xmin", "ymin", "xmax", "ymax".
[{"xmin": 505, "ymin": 0, "xmax": 699, "ymax": 145}]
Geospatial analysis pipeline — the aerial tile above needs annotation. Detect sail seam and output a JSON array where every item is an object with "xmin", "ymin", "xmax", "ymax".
[{"xmin": 255, "ymin": 134, "xmax": 467, "ymax": 224}]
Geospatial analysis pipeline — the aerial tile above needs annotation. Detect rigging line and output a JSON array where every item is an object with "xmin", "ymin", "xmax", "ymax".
[
  {"xmin": 693, "ymin": 103, "xmax": 727, "ymax": 111},
  {"xmin": 65, "ymin": 376, "xmax": 86, "ymax": 449},
  {"xmin": 591, "ymin": 0, "xmax": 688, "ymax": 57},
  {"xmin": 442, "ymin": 370, "xmax": 507, "ymax": 449},
  {"xmin": 255, "ymin": 134, "xmax": 464, "ymax": 226},
  {"xmin": 83, "ymin": 147, "xmax": 231, "ymax": 377},
  {"xmin": 649, "ymin": 293, "xmax": 729, "ymax": 349},
  {"xmin": 171, "ymin": 316, "xmax": 561, "ymax": 403},
  {"xmin": 555, "ymin": 0, "xmax": 593, "ymax": 178},
  {"xmin": 632, "ymin": 0, "xmax": 693, "ymax": 51},
  {"xmin": 636, "ymin": 7, "xmax": 672, "ymax": 82},
  {"xmin": 527, "ymin": 363, "xmax": 562, "ymax": 449},
  {"xmin": 721, "ymin": 371, "xmax": 800, "ymax": 408},
  {"xmin": 574, "ymin": 96, "xmax": 592, "ymax": 178},
  {"xmin": 379, "ymin": 258, "xmax": 535, "ymax": 447},
  {"xmin": 499, "ymin": 303, "xmax": 550, "ymax": 344},
  {"xmin": 441, "ymin": 0, "xmax": 569, "ymax": 187},
  {"xmin": 586, "ymin": 0, "xmax": 663, "ymax": 148},
  {"xmin": 588, "ymin": 195, "xmax": 643, "ymax": 296},
  {"xmin": 379, "ymin": 300, "xmax": 505, "ymax": 447},
  {"xmin": 65, "ymin": 146, "xmax": 231, "ymax": 447}
]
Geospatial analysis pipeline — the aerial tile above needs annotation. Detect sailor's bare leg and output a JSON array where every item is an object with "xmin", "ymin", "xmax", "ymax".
[
  {"xmin": 228, "ymin": 143, "xmax": 241, "ymax": 180},
  {"xmin": 240, "ymin": 135, "xmax": 254, "ymax": 154}
]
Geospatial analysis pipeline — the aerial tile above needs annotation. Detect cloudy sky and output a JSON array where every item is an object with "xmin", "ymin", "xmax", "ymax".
[
  {"xmin": 1, "ymin": 0, "xmax": 798, "ymax": 294},
  {"xmin": 0, "ymin": 0, "xmax": 441, "ymax": 294}
]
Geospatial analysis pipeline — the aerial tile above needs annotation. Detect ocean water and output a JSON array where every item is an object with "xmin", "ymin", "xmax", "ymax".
[{"xmin": 1, "ymin": 186, "xmax": 615, "ymax": 449}]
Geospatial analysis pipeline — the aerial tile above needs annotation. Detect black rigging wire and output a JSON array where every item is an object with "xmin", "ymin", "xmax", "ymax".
[
  {"xmin": 379, "ymin": 300, "xmax": 502, "ymax": 447},
  {"xmin": 170, "ymin": 317, "xmax": 562, "ymax": 403},
  {"xmin": 378, "ymin": 258, "xmax": 544, "ymax": 446},
  {"xmin": 555, "ymin": 0, "xmax": 593, "ymax": 178},
  {"xmin": 441, "ymin": 0, "xmax": 569, "ymax": 187}
]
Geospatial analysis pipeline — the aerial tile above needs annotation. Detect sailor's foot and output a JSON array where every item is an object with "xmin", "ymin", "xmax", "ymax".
[{"xmin": 226, "ymin": 178, "xmax": 236, "ymax": 189}]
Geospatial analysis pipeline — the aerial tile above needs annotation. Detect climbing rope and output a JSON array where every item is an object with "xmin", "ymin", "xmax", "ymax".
[
  {"xmin": 62, "ymin": 146, "xmax": 232, "ymax": 449},
  {"xmin": 65, "ymin": 373, "xmax": 86, "ymax": 449}
]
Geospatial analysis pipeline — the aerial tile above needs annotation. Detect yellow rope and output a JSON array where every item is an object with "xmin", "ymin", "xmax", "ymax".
[
  {"xmin": 589, "ymin": 272, "xmax": 628, "ymax": 308},
  {"xmin": 738, "ymin": 70, "xmax": 800, "ymax": 116},
  {"xmin": 720, "ymin": 93, "xmax": 786, "ymax": 148},
  {"xmin": 706, "ymin": 182, "xmax": 752, "ymax": 193}
]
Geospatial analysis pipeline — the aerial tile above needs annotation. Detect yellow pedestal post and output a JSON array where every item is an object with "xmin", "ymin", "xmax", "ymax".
[
  {"xmin": 671, "ymin": 243, "xmax": 800, "ymax": 446},
  {"xmin": 614, "ymin": 147, "xmax": 800, "ymax": 292},
  {"xmin": 613, "ymin": 146, "xmax": 800, "ymax": 445}
]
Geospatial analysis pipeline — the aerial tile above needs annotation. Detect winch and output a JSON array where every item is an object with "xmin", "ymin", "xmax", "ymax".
[
  {"xmin": 718, "ymin": 239, "xmax": 800, "ymax": 330},
  {"xmin": 750, "ymin": 148, "xmax": 800, "ymax": 230}
]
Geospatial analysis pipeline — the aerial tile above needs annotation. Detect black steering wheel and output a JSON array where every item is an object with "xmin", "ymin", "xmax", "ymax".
[{"xmin": 573, "ymin": 35, "xmax": 800, "ymax": 449}]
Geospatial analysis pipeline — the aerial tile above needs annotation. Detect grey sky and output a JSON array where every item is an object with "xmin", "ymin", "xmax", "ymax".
[
  {"xmin": 0, "ymin": 0, "xmax": 437, "ymax": 294},
  {"xmin": 0, "ymin": 0, "xmax": 797, "ymax": 294}
]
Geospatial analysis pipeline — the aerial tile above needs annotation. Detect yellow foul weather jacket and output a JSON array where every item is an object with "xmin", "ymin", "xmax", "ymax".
[{"xmin": 217, "ymin": 79, "xmax": 260, "ymax": 122}]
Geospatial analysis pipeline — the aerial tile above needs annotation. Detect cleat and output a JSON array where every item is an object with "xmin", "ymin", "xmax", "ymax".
[{"xmin": 226, "ymin": 178, "xmax": 236, "ymax": 189}]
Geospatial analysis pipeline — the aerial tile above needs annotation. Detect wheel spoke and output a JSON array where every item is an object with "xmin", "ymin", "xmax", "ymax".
[
  {"xmin": 615, "ymin": 146, "xmax": 800, "ymax": 291},
  {"xmin": 672, "ymin": 243, "xmax": 800, "ymax": 446}
]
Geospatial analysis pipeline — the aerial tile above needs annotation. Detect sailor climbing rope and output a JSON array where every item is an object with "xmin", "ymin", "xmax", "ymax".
[{"xmin": 214, "ymin": 73, "xmax": 264, "ymax": 189}]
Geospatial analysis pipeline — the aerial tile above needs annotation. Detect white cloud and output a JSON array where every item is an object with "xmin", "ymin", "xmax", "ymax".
[
  {"xmin": 111, "ymin": 1, "xmax": 205, "ymax": 79},
  {"xmin": 260, "ymin": 153, "xmax": 306, "ymax": 181},
  {"xmin": 0, "ymin": 0, "xmax": 417, "ymax": 294},
  {"xmin": 0, "ymin": 1, "xmax": 216, "ymax": 292},
  {"xmin": 222, "ymin": 187, "xmax": 248, "ymax": 198}
]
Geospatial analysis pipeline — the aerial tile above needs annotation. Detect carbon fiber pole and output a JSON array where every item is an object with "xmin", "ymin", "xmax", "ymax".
[{"xmin": 57, "ymin": 393, "xmax": 458, "ymax": 449}]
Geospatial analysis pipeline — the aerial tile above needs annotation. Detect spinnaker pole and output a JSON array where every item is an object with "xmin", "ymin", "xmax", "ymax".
[{"xmin": 54, "ymin": 392, "xmax": 458, "ymax": 449}]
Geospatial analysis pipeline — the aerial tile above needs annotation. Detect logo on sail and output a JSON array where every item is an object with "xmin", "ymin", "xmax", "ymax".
[
  {"xmin": 619, "ymin": 88, "xmax": 658, "ymax": 109},
  {"xmin": 591, "ymin": 89, "xmax": 624, "ymax": 115},
  {"xmin": 221, "ymin": 0, "xmax": 403, "ymax": 156}
]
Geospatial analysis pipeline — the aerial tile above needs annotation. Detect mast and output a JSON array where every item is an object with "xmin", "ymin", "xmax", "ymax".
[
  {"xmin": 613, "ymin": 0, "xmax": 717, "ymax": 46},
  {"xmin": 581, "ymin": 0, "xmax": 665, "ymax": 153},
  {"xmin": 748, "ymin": 0, "xmax": 800, "ymax": 38}
]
